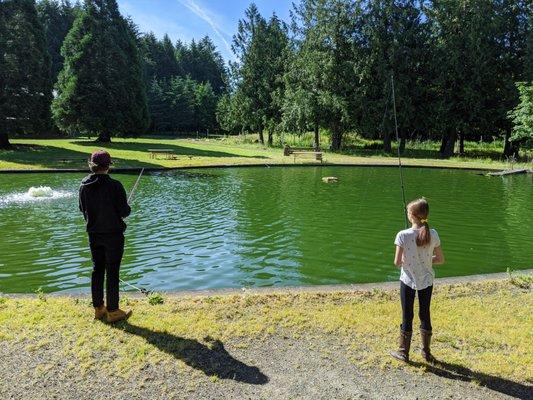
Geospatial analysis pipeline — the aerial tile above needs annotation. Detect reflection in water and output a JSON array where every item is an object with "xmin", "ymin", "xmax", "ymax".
[{"xmin": 0, "ymin": 167, "xmax": 531, "ymax": 293}]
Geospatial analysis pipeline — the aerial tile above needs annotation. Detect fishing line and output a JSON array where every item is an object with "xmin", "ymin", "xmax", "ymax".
[
  {"xmin": 120, "ymin": 167, "xmax": 152, "ymax": 296},
  {"xmin": 119, "ymin": 277, "xmax": 152, "ymax": 296},
  {"xmin": 390, "ymin": 74, "xmax": 408, "ymax": 228}
]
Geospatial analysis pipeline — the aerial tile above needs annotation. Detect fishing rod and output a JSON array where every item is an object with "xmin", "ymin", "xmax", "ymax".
[
  {"xmin": 121, "ymin": 167, "xmax": 152, "ymax": 296},
  {"xmin": 390, "ymin": 74, "xmax": 408, "ymax": 228},
  {"xmin": 119, "ymin": 277, "xmax": 152, "ymax": 296},
  {"xmin": 128, "ymin": 168, "xmax": 145, "ymax": 204}
]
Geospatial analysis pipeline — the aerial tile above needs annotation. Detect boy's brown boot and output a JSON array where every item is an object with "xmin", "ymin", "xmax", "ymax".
[
  {"xmin": 420, "ymin": 328, "xmax": 435, "ymax": 363},
  {"xmin": 390, "ymin": 329, "xmax": 412, "ymax": 362},
  {"xmin": 94, "ymin": 305, "xmax": 107, "ymax": 320},
  {"xmin": 107, "ymin": 309, "xmax": 132, "ymax": 323}
]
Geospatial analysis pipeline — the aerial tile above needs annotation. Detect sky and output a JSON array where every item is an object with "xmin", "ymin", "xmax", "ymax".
[{"xmin": 117, "ymin": 0, "xmax": 294, "ymax": 62}]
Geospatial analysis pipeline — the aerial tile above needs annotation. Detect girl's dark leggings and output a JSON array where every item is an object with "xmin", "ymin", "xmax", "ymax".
[{"xmin": 400, "ymin": 281, "xmax": 433, "ymax": 332}]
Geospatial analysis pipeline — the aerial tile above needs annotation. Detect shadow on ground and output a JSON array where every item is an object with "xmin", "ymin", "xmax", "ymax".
[
  {"xmin": 112, "ymin": 322, "xmax": 269, "ymax": 385},
  {"xmin": 73, "ymin": 140, "xmax": 269, "ymax": 159},
  {"xmin": 410, "ymin": 359, "xmax": 531, "ymax": 399},
  {"xmin": 0, "ymin": 144, "xmax": 161, "ymax": 169}
]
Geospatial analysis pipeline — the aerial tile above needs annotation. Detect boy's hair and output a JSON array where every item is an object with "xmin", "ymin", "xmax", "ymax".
[
  {"xmin": 89, "ymin": 164, "xmax": 109, "ymax": 173},
  {"xmin": 407, "ymin": 198, "xmax": 431, "ymax": 246}
]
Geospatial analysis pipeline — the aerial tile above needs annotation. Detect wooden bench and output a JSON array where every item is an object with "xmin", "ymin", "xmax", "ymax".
[
  {"xmin": 148, "ymin": 149, "xmax": 176, "ymax": 160},
  {"xmin": 284, "ymin": 146, "xmax": 323, "ymax": 163}
]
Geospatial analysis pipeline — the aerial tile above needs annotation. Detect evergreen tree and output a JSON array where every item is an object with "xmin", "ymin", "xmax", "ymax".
[
  {"xmin": 52, "ymin": 0, "xmax": 149, "ymax": 141},
  {"xmin": 147, "ymin": 78, "xmax": 173, "ymax": 132},
  {"xmin": 36, "ymin": 0, "xmax": 78, "ymax": 83},
  {"xmin": 427, "ymin": 0, "xmax": 502, "ymax": 157},
  {"xmin": 232, "ymin": 4, "xmax": 289, "ymax": 145},
  {"xmin": 508, "ymin": 82, "xmax": 533, "ymax": 150},
  {"xmin": 194, "ymin": 82, "xmax": 217, "ymax": 132},
  {"xmin": 284, "ymin": 0, "xmax": 361, "ymax": 151},
  {"xmin": 167, "ymin": 76, "xmax": 196, "ymax": 132},
  {"xmin": 231, "ymin": 4, "xmax": 269, "ymax": 144},
  {"xmin": 177, "ymin": 36, "xmax": 228, "ymax": 95},
  {"xmin": 360, "ymin": 0, "xmax": 431, "ymax": 153},
  {"xmin": 0, "ymin": 0, "xmax": 53, "ymax": 149}
]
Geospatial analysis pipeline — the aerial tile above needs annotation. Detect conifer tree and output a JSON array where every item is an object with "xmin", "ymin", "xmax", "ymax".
[
  {"xmin": 36, "ymin": 0, "xmax": 78, "ymax": 83},
  {"xmin": 0, "ymin": 0, "xmax": 53, "ymax": 149},
  {"xmin": 52, "ymin": 0, "xmax": 148, "ymax": 141}
]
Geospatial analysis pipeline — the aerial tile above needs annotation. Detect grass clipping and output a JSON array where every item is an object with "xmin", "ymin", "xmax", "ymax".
[{"xmin": 0, "ymin": 279, "xmax": 531, "ymax": 384}]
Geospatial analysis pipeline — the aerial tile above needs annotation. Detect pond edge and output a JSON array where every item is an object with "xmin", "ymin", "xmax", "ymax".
[{"xmin": 3, "ymin": 269, "xmax": 531, "ymax": 299}]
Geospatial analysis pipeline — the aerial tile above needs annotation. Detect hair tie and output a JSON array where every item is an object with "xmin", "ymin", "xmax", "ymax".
[{"xmin": 420, "ymin": 218, "xmax": 428, "ymax": 224}]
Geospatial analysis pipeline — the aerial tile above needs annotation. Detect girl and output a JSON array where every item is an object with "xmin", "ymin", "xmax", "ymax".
[{"xmin": 390, "ymin": 198, "xmax": 445, "ymax": 363}]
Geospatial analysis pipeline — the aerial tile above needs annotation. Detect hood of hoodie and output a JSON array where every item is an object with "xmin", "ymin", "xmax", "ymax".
[{"xmin": 81, "ymin": 173, "xmax": 110, "ymax": 186}]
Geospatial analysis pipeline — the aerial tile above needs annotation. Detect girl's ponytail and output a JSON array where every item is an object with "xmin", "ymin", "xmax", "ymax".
[
  {"xmin": 407, "ymin": 198, "xmax": 431, "ymax": 247},
  {"xmin": 416, "ymin": 218, "xmax": 431, "ymax": 247}
]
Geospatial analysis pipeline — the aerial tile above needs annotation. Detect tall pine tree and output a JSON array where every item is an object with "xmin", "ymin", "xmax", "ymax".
[
  {"xmin": 52, "ymin": 0, "xmax": 148, "ymax": 141},
  {"xmin": 0, "ymin": 0, "xmax": 53, "ymax": 149},
  {"xmin": 36, "ymin": 0, "xmax": 78, "ymax": 84}
]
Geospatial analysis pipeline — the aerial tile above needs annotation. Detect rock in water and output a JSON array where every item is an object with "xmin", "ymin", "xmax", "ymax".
[
  {"xmin": 322, "ymin": 177, "xmax": 338, "ymax": 183},
  {"xmin": 28, "ymin": 186, "xmax": 54, "ymax": 198}
]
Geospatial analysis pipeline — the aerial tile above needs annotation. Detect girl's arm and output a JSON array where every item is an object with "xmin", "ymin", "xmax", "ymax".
[
  {"xmin": 433, "ymin": 246, "xmax": 445, "ymax": 265},
  {"xmin": 394, "ymin": 246, "xmax": 403, "ymax": 267}
]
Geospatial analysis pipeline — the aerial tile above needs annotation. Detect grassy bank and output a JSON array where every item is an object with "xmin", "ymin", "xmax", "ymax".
[
  {"xmin": 0, "ymin": 137, "xmax": 529, "ymax": 171},
  {"xmin": 0, "ymin": 278, "xmax": 531, "ymax": 387}
]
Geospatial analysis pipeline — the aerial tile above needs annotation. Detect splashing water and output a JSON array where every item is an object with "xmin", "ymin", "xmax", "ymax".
[
  {"xmin": 0, "ymin": 186, "xmax": 73, "ymax": 206},
  {"xmin": 28, "ymin": 186, "xmax": 54, "ymax": 197}
]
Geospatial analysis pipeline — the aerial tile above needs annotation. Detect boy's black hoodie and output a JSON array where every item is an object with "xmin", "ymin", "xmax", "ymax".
[{"xmin": 79, "ymin": 174, "xmax": 131, "ymax": 233}]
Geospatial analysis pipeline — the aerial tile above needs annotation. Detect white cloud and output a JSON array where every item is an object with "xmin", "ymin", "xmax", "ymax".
[{"xmin": 177, "ymin": 0, "xmax": 233, "ymax": 54}]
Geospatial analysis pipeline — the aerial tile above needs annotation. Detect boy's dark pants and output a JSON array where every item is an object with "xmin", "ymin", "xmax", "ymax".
[
  {"xmin": 400, "ymin": 281, "xmax": 433, "ymax": 331},
  {"xmin": 89, "ymin": 233, "xmax": 125, "ymax": 312}
]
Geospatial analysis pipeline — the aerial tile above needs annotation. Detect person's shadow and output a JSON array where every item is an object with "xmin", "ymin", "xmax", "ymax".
[
  {"xmin": 410, "ymin": 359, "xmax": 532, "ymax": 399},
  {"xmin": 111, "ymin": 322, "xmax": 268, "ymax": 385}
]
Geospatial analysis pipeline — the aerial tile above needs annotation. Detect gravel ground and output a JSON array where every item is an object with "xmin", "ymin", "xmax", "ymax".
[{"xmin": 1, "ymin": 334, "xmax": 530, "ymax": 400}]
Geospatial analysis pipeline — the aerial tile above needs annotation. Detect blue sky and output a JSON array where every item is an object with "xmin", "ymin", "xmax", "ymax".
[{"xmin": 117, "ymin": 0, "xmax": 294, "ymax": 62}]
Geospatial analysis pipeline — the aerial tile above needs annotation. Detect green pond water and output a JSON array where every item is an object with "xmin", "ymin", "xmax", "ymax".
[{"xmin": 0, "ymin": 166, "xmax": 531, "ymax": 293}]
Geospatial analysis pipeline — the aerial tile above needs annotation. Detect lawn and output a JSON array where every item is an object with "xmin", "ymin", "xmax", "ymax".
[
  {"xmin": 0, "ymin": 277, "xmax": 531, "ymax": 386},
  {"xmin": 0, "ymin": 136, "xmax": 528, "ymax": 171}
]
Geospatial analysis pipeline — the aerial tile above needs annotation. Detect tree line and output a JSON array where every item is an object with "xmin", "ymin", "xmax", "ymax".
[
  {"xmin": 0, "ymin": 0, "xmax": 531, "ymax": 156},
  {"xmin": 226, "ymin": 1, "xmax": 532, "ymax": 156}
]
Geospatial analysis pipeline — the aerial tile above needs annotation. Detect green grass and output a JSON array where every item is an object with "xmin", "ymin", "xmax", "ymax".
[
  {"xmin": 0, "ymin": 279, "xmax": 531, "ymax": 384},
  {"xmin": 0, "ymin": 136, "xmax": 530, "ymax": 171}
]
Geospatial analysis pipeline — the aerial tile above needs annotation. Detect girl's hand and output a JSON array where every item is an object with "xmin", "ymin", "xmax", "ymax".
[
  {"xmin": 432, "ymin": 246, "xmax": 445, "ymax": 265},
  {"xmin": 394, "ymin": 246, "xmax": 403, "ymax": 267}
]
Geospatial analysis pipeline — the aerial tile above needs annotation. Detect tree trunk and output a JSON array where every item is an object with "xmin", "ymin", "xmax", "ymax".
[
  {"xmin": 383, "ymin": 130, "xmax": 392, "ymax": 153},
  {"xmin": 95, "ymin": 133, "xmax": 111, "ymax": 143},
  {"xmin": 330, "ymin": 121, "xmax": 343, "ymax": 151},
  {"xmin": 503, "ymin": 131, "xmax": 514, "ymax": 157},
  {"xmin": 0, "ymin": 133, "xmax": 11, "ymax": 149},
  {"xmin": 439, "ymin": 135, "xmax": 447, "ymax": 154},
  {"xmin": 258, "ymin": 127, "xmax": 264, "ymax": 145},
  {"xmin": 314, "ymin": 120, "xmax": 320, "ymax": 150},
  {"xmin": 441, "ymin": 131, "xmax": 457, "ymax": 158},
  {"xmin": 267, "ymin": 129, "xmax": 273, "ymax": 146},
  {"xmin": 399, "ymin": 131, "xmax": 406, "ymax": 154}
]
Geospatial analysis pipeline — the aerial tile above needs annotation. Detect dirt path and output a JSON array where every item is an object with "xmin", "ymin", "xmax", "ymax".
[{"xmin": 1, "ymin": 334, "xmax": 529, "ymax": 400}]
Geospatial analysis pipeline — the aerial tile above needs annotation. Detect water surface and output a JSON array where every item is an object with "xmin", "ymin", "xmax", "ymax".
[{"xmin": 0, "ymin": 166, "xmax": 531, "ymax": 293}]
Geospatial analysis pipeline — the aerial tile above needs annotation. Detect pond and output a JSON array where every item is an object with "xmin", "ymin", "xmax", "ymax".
[{"xmin": 0, "ymin": 166, "xmax": 531, "ymax": 293}]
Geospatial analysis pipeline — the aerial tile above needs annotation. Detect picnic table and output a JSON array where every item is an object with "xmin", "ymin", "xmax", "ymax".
[
  {"xmin": 148, "ymin": 149, "xmax": 176, "ymax": 160},
  {"xmin": 283, "ymin": 145, "xmax": 323, "ymax": 163}
]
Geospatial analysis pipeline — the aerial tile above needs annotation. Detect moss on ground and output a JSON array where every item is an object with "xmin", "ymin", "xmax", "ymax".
[
  {"xmin": 0, "ymin": 279, "xmax": 530, "ymax": 385},
  {"xmin": 0, "ymin": 137, "xmax": 527, "ymax": 171}
]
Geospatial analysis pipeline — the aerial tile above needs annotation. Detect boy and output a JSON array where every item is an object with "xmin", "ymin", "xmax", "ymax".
[{"xmin": 79, "ymin": 150, "xmax": 132, "ymax": 322}]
